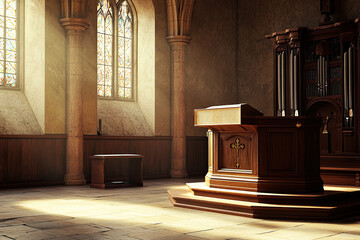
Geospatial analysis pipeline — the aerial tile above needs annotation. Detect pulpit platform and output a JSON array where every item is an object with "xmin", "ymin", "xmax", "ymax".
[
  {"xmin": 168, "ymin": 183, "xmax": 360, "ymax": 220},
  {"xmin": 168, "ymin": 104, "xmax": 360, "ymax": 220}
]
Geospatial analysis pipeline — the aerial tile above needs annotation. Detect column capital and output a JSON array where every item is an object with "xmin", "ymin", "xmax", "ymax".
[
  {"xmin": 167, "ymin": 35, "xmax": 191, "ymax": 46},
  {"xmin": 60, "ymin": 18, "xmax": 89, "ymax": 35}
]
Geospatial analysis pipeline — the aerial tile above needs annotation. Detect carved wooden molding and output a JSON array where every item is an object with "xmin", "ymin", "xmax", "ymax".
[
  {"xmin": 266, "ymin": 28, "xmax": 303, "ymax": 50},
  {"xmin": 166, "ymin": 0, "xmax": 195, "ymax": 37}
]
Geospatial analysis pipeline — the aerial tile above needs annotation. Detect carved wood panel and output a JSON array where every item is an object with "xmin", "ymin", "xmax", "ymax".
[{"xmin": 219, "ymin": 131, "xmax": 255, "ymax": 173}]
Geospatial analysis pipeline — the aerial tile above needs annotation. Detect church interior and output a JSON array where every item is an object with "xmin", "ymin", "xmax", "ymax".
[{"xmin": 2, "ymin": 0, "xmax": 360, "ymax": 239}]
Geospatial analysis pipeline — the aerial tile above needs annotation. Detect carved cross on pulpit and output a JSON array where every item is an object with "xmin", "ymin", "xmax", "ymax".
[{"xmin": 230, "ymin": 138, "xmax": 245, "ymax": 168}]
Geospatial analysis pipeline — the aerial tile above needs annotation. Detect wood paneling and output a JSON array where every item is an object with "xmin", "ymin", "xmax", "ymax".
[
  {"xmin": 320, "ymin": 154, "xmax": 360, "ymax": 185},
  {"xmin": 83, "ymin": 136, "xmax": 172, "ymax": 180},
  {"xmin": 0, "ymin": 135, "xmax": 66, "ymax": 187},
  {"xmin": 186, "ymin": 136, "xmax": 208, "ymax": 177},
  {"xmin": 219, "ymin": 132, "xmax": 254, "ymax": 171},
  {"xmin": 0, "ymin": 135, "xmax": 208, "ymax": 187},
  {"xmin": 83, "ymin": 136, "xmax": 208, "ymax": 180}
]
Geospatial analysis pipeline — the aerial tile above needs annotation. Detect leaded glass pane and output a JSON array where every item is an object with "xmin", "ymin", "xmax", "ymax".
[
  {"xmin": 118, "ymin": 68, "xmax": 124, "ymax": 87},
  {"xmin": 125, "ymin": 18, "xmax": 131, "ymax": 38},
  {"xmin": 125, "ymin": 38, "xmax": 131, "ymax": 68},
  {"xmin": 118, "ymin": 1, "xmax": 132, "ymax": 99},
  {"xmin": 6, "ymin": 17, "xmax": 15, "ymax": 29},
  {"xmin": 119, "ymin": 87, "xmax": 124, "ymax": 98},
  {"xmin": 6, "ymin": 39, "xmax": 15, "ymax": 51},
  {"xmin": 6, "ymin": 0, "xmax": 15, "ymax": 18},
  {"xmin": 6, "ymin": 50, "xmax": 14, "ymax": 61},
  {"xmin": 105, "ymin": 15, "xmax": 112, "ymax": 35},
  {"xmin": 5, "ymin": 61, "xmax": 14, "ymax": 73},
  {"xmin": 105, "ymin": 85, "xmax": 111, "ymax": 97},
  {"xmin": 125, "ymin": 88, "xmax": 131, "ymax": 99},
  {"xmin": 97, "ymin": 66, "xmax": 104, "ymax": 85},
  {"xmin": 97, "ymin": 85, "xmax": 104, "ymax": 96},
  {"xmin": 0, "ymin": 1, "xmax": 4, "ymax": 16},
  {"xmin": 6, "ymin": 27, "xmax": 14, "ymax": 39},
  {"xmin": 118, "ymin": 37, "xmax": 124, "ymax": 67},
  {"xmin": 105, "ymin": 66, "xmax": 112, "ymax": 85},
  {"xmin": 104, "ymin": 34, "xmax": 112, "ymax": 65},
  {"xmin": 0, "ymin": 0, "xmax": 17, "ymax": 88},
  {"xmin": 97, "ymin": 15, "xmax": 104, "ymax": 33},
  {"xmin": 125, "ymin": 68, "xmax": 131, "ymax": 87},
  {"xmin": 5, "ymin": 73, "xmax": 14, "ymax": 86},
  {"xmin": 97, "ymin": 0, "xmax": 113, "ymax": 97}
]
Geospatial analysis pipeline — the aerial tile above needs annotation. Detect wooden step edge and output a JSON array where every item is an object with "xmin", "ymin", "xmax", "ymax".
[
  {"xmin": 168, "ymin": 189, "xmax": 337, "ymax": 210},
  {"xmin": 168, "ymin": 190, "xmax": 339, "ymax": 220},
  {"xmin": 187, "ymin": 182, "xmax": 360, "ymax": 204}
]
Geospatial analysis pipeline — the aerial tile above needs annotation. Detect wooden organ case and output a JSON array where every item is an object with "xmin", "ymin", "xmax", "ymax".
[{"xmin": 266, "ymin": 19, "xmax": 360, "ymax": 185}]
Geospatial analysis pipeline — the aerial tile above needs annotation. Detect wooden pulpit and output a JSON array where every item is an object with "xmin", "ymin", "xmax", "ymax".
[
  {"xmin": 194, "ymin": 103, "xmax": 323, "ymax": 193},
  {"xmin": 168, "ymin": 104, "xmax": 360, "ymax": 220}
]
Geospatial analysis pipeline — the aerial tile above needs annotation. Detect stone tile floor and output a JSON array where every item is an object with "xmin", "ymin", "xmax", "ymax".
[{"xmin": 0, "ymin": 178, "xmax": 360, "ymax": 239}]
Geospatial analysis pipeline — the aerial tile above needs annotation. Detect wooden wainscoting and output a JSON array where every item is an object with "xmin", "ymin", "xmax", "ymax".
[
  {"xmin": 0, "ymin": 135, "xmax": 208, "ymax": 187},
  {"xmin": 0, "ymin": 135, "xmax": 66, "ymax": 188},
  {"xmin": 186, "ymin": 136, "xmax": 208, "ymax": 177},
  {"xmin": 321, "ymin": 154, "xmax": 360, "ymax": 186},
  {"xmin": 83, "ymin": 136, "xmax": 172, "ymax": 180},
  {"xmin": 84, "ymin": 135, "xmax": 209, "ymax": 181}
]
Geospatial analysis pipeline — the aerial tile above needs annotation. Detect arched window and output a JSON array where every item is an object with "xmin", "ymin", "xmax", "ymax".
[
  {"xmin": 97, "ymin": 0, "xmax": 134, "ymax": 100},
  {"xmin": 0, "ymin": 0, "xmax": 18, "ymax": 88}
]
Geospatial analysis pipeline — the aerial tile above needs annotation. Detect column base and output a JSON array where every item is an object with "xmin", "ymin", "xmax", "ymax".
[
  {"xmin": 170, "ymin": 168, "xmax": 188, "ymax": 178},
  {"xmin": 64, "ymin": 174, "xmax": 86, "ymax": 185}
]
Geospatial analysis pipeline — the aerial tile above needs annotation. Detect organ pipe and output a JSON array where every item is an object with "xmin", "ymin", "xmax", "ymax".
[
  {"xmin": 349, "ymin": 46, "xmax": 353, "ymax": 117},
  {"xmin": 344, "ymin": 51, "xmax": 348, "ymax": 118},
  {"xmin": 317, "ymin": 58, "xmax": 320, "ymax": 96},
  {"xmin": 290, "ymin": 50, "xmax": 294, "ymax": 114},
  {"xmin": 294, "ymin": 51, "xmax": 299, "ymax": 116},
  {"xmin": 277, "ymin": 53, "xmax": 281, "ymax": 116},
  {"xmin": 281, "ymin": 51, "xmax": 285, "ymax": 116},
  {"xmin": 325, "ymin": 59, "xmax": 328, "ymax": 96}
]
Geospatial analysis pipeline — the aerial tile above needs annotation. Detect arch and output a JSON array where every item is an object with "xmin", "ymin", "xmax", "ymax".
[{"xmin": 306, "ymin": 99, "xmax": 341, "ymax": 117}]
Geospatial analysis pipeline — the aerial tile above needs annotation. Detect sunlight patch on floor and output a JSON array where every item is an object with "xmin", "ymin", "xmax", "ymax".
[{"xmin": 17, "ymin": 198, "xmax": 166, "ymax": 220}]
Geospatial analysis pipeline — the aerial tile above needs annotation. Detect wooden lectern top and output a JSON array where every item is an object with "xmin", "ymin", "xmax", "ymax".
[{"xmin": 194, "ymin": 103, "xmax": 263, "ymax": 127}]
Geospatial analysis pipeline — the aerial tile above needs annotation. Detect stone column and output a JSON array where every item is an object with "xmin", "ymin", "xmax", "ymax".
[
  {"xmin": 60, "ymin": 18, "xmax": 89, "ymax": 185},
  {"xmin": 166, "ymin": 0, "xmax": 194, "ymax": 178},
  {"xmin": 168, "ymin": 36, "xmax": 191, "ymax": 178}
]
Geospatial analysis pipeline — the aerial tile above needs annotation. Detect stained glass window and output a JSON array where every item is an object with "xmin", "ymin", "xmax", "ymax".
[
  {"xmin": 0, "ymin": 0, "xmax": 17, "ymax": 88},
  {"xmin": 117, "ymin": 0, "xmax": 132, "ymax": 99},
  {"xmin": 97, "ymin": 0, "xmax": 113, "ymax": 97},
  {"xmin": 97, "ymin": 0, "xmax": 134, "ymax": 100}
]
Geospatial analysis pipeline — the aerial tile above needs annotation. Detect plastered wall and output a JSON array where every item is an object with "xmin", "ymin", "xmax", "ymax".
[
  {"xmin": 154, "ymin": 0, "xmax": 171, "ymax": 136},
  {"xmin": 45, "ymin": 0, "xmax": 66, "ymax": 134},
  {"xmin": 24, "ymin": 0, "xmax": 46, "ymax": 132},
  {"xmin": 237, "ymin": 0, "xmax": 360, "ymax": 116},
  {"xmin": 83, "ymin": 0, "xmax": 98, "ymax": 135},
  {"xmin": 186, "ymin": 0, "xmax": 238, "ymax": 136}
]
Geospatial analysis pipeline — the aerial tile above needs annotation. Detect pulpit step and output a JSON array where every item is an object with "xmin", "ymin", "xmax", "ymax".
[
  {"xmin": 168, "ymin": 184, "xmax": 360, "ymax": 220},
  {"xmin": 187, "ymin": 182, "xmax": 360, "ymax": 205}
]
